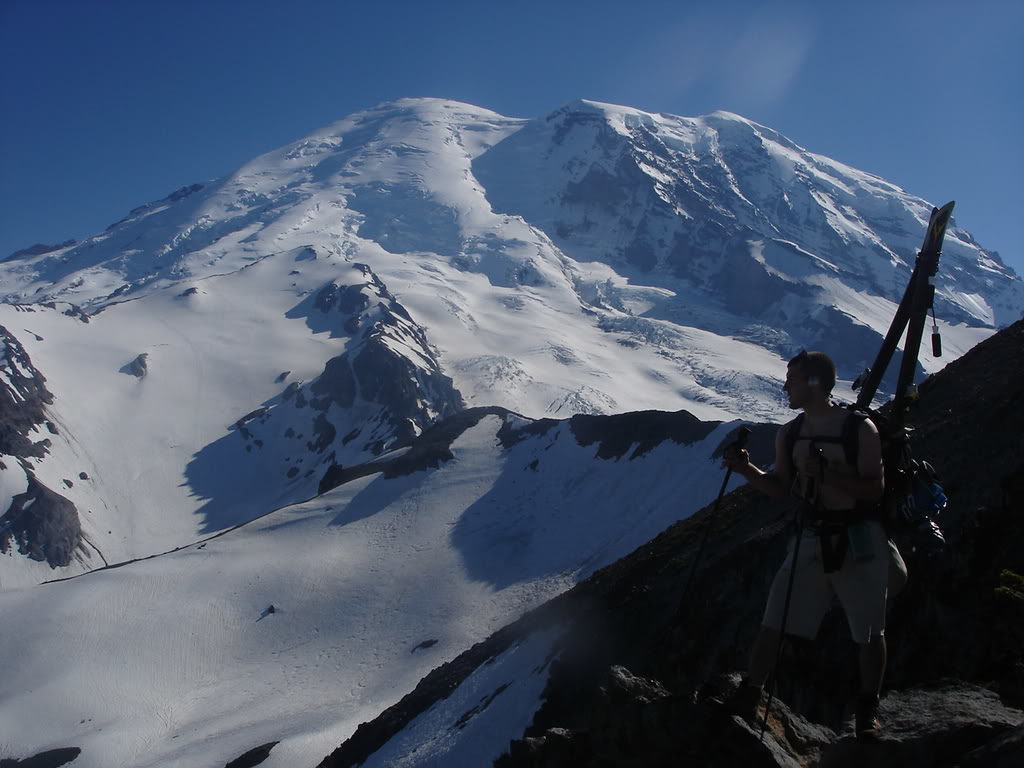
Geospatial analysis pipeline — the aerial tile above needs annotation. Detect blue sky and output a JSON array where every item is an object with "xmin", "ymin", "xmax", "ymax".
[{"xmin": 2, "ymin": 0, "xmax": 1021, "ymax": 276}]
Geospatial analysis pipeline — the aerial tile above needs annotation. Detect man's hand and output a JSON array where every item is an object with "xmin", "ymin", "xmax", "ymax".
[{"xmin": 723, "ymin": 445, "xmax": 751, "ymax": 475}]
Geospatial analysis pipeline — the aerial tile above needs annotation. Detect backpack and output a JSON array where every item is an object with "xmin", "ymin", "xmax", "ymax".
[{"xmin": 785, "ymin": 407, "xmax": 947, "ymax": 555}]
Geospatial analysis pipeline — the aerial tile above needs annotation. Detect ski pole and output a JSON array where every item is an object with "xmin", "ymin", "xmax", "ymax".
[
  {"xmin": 759, "ymin": 444, "xmax": 820, "ymax": 742},
  {"xmin": 677, "ymin": 426, "xmax": 751, "ymax": 616}
]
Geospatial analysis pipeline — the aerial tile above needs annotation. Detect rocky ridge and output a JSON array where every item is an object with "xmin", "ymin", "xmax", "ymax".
[
  {"xmin": 216, "ymin": 258, "xmax": 463, "ymax": 498},
  {"xmin": 0, "ymin": 325, "xmax": 84, "ymax": 568}
]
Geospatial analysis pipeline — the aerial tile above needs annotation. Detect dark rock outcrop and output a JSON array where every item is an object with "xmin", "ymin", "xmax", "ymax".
[
  {"xmin": 959, "ymin": 722, "xmax": 1024, "ymax": 767},
  {"xmin": 317, "ymin": 406, "xmax": 510, "ymax": 494},
  {"xmin": 820, "ymin": 682, "xmax": 1024, "ymax": 767},
  {"xmin": 2, "ymin": 240, "xmax": 77, "ymax": 263},
  {"xmin": 0, "ymin": 747, "xmax": 81, "ymax": 767},
  {"xmin": 120, "ymin": 353, "xmax": 149, "ymax": 378},
  {"xmin": 105, "ymin": 183, "xmax": 205, "ymax": 231},
  {"xmin": 293, "ymin": 264, "xmax": 464, "ymax": 480},
  {"xmin": 0, "ymin": 326, "xmax": 54, "ymax": 458},
  {"xmin": 0, "ymin": 475, "xmax": 82, "ymax": 567},
  {"xmin": 498, "ymin": 672, "xmax": 1023, "ymax": 768},
  {"xmin": 223, "ymin": 741, "xmax": 278, "ymax": 768},
  {"xmin": 0, "ymin": 326, "xmax": 84, "ymax": 568},
  {"xmin": 569, "ymin": 409, "xmax": 729, "ymax": 460}
]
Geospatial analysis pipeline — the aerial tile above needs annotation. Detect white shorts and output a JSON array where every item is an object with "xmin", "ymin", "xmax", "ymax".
[{"xmin": 762, "ymin": 520, "xmax": 889, "ymax": 643}]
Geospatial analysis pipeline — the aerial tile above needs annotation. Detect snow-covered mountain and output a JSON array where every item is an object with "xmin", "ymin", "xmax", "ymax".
[
  {"xmin": 1, "ymin": 97, "xmax": 1017, "ymax": 579},
  {"xmin": 0, "ymin": 97, "xmax": 1021, "ymax": 766}
]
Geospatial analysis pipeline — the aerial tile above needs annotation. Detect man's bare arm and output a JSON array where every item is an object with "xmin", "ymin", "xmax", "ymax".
[{"xmin": 724, "ymin": 424, "xmax": 793, "ymax": 499}]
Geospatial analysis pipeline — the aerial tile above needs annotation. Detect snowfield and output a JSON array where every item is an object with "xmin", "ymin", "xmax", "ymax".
[{"xmin": 0, "ymin": 413, "xmax": 745, "ymax": 767}]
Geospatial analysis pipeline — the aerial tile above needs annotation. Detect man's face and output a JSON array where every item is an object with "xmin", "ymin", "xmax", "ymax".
[{"xmin": 783, "ymin": 364, "xmax": 808, "ymax": 409}]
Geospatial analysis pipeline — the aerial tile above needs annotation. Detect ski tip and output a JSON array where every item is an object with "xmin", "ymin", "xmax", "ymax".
[{"xmin": 930, "ymin": 201, "xmax": 955, "ymax": 222}]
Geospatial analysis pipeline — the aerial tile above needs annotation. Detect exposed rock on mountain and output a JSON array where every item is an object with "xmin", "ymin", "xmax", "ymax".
[
  {"xmin": 0, "ymin": 746, "xmax": 82, "ymax": 767},
  {"xmin": 222, "ymin": 741, "xmax": 278, "ymax": 768},
  {"xmin": 105, "ymin": 183, "xmax": 205, "ymax": 232},
  {"xmin": 120, "ymin": 352, "xmax": 149, "ymax": 378},
  {"xmin": 2, "ymin": 239, "xmax": 78, "ymax": 263},
  {"xmin": 0, "ymin": 326, "xmax": 83, "ymax": 568},
  {"xmin": 279, "ymin": 261, "xmax": 463, "ymax": 460},
  {"xmin": 0, "ymin": 474, "xmax": 81, "ymax": 567},
  {"xmin": 0, "ymin": 326, "xmax": 54, "ymax": 458},
  {"xmin": 184, "ymin": 259, "xmax": 463, "ymax": 531},
  {"xmin": 568, "ymin": 409, "xmax": 721, "ymax": 459}
]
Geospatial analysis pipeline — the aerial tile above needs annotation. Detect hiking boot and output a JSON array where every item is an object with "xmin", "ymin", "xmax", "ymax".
[
  {"xmin": 855, "ymin": 693, "xmax": 881, "ymax": 742},
  {"xmin": 728, "ymin": 681, "xmax": 763, "ymax": 721}
]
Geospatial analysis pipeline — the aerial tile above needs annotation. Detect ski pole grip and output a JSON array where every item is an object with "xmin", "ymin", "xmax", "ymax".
[{"xmin": 735, "ymin": 426, "xmax": 751, "ymax": 449}]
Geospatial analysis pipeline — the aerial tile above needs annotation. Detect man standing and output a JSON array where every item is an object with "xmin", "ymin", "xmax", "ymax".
[{"xmin": 725, "ymin": 351, "xmax": 889, "ymax": 741}]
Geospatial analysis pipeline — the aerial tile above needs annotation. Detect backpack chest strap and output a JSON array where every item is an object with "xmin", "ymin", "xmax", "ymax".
[{"xmin": 786, "ymin": 410, "xmax": 866, "ymax": 471}]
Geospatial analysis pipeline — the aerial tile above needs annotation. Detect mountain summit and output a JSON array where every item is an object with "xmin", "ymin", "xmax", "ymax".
[{"xmin": 4, "ymin": 97, "xmax": 1020, "ymax": 340}]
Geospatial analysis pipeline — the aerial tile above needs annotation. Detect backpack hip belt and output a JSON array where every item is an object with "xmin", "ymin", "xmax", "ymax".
[
  {"xmin": 805, "ymin": 510, "xmax": 860, "ymax": 574},
  {"xmin": 806, "ymin": 507, "xmax": 861, "ymax": 527}
]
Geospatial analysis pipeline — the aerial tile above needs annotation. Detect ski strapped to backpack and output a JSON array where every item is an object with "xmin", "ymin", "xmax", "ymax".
[
  {"xmin": 844, "ymin": 200, "xmax": 956, "ymax": 557},
  {"xmin": 853, "ymin": 201, "xmax": 956, "ymax": 419}
]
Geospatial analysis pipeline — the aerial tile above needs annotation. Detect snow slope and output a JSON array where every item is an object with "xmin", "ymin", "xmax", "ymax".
[
  {"xmin": 1, "ymin": 248, "xmax": 465, "ymax": 587},
  {"xmin": 0, "ymin": 409, "xmax": 746, "ymax": 767}
]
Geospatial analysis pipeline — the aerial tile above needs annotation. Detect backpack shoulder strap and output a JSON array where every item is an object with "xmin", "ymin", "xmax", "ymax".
[
  {"xmin": 784, "ymin": 412, "xmax": 805, "ymax": 467},
  {"xmin": 842, "ymin": 409, "xmax": 871, "ymax": 468}
]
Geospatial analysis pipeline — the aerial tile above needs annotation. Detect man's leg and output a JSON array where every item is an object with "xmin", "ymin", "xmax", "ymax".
[
  {"xmin": 748, "ymin": 625, "xmax": 780, "ymax": 687},
  {"xmin": 832, "ymin": 523, "xmax": 889, "ymax": 740},
  {"xmin": 733, "ymin": 532, "xmax": 826, "ymax": 719},
  {"xmin": 855, "ymin": 633, "xmax": 886, "ymax": 740},
  {"xmin": 858, "ymin": 633, "xmax": 886, "ymax": 696},
  {"xmin": 729, "ymin": 625, "xmax": 780, "ymax": 719}
]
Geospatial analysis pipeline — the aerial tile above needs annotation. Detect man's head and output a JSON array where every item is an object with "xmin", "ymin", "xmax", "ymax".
[{"xmin": 784, "ymin": 350, "xmax": 836, "ymax": 409}]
